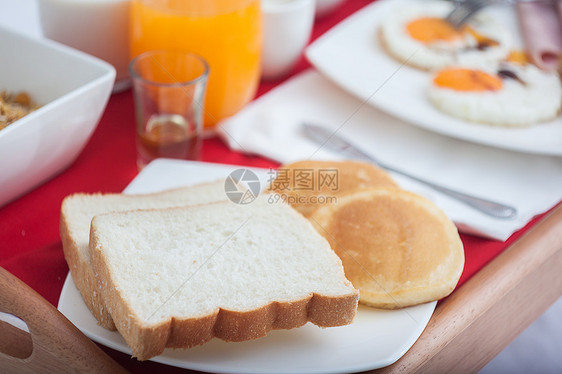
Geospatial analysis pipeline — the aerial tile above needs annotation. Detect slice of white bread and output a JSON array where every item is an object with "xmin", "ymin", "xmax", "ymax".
[
  {"xmin": 89, "ymin": 196, "xmax": 358, "ymax": 360},
  {"xmin": 309, "ymin": 188, "xmax": 464, "ymax": 309},
  {"xmin": 60, "ymin": 181, "xmax": 227, "ymax": 330}
]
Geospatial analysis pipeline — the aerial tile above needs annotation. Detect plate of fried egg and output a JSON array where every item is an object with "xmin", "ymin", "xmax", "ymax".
[{"xmin": 306, "ymin": 0, "xmax": 562, "ymax": 156}]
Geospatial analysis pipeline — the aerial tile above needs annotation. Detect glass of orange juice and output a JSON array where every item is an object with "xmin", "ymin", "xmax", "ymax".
[{"xmin": 130, "ymin": 0, "xmax": 262, "ymax": 129}]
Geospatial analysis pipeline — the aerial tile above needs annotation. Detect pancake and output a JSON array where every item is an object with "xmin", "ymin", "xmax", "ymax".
[
  {"xmin": 309, "ymin": 188, "xmax": 464, "ymax": 309},
  {"xmin": 267, "ymin": 160, "xmax": 399, "ymax": 217}
]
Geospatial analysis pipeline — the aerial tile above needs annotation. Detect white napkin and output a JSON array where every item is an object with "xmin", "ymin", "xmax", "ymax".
[{"xmin": 217, "ymin": 70, "xmax": 562, "ymax": 241}]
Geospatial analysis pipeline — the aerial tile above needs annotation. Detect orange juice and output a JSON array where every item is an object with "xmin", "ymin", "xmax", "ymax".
[{"xmin": 130, "ymin": 0, "xmax": 262, "ymax": 128}]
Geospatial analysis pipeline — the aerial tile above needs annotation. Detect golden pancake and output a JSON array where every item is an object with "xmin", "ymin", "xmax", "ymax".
[
  {"xmin": 309, "ymin": 188, "xmax": 464, "ymax": 309},
  {"xmin": 267, "ymin": 160, "xmax": 399, "ymax": 217}
]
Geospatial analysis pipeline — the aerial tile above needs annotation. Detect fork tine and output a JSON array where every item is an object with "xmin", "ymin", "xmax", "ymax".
[{"xmin": 445, "ymin": 0, "xmax": 493, "ymax": 28}]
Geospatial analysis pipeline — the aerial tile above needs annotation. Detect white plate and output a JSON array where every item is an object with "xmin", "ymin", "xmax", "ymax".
[
  {"xmin": 57, "ymin": 159, "xmax": 436, "ymax": 374},
  {"xmin": 305, "ymin": 0, "xmax": 562, "ymax": 157}
]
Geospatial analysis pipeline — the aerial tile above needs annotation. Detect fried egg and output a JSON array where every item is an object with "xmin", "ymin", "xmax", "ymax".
[
  {"xmin": 379, "ymin": 0, "xmax": 512, "ymax": 70},
  {"xmin": 427, "ymin": 58, "xmax": 562, "ymax": 127}
]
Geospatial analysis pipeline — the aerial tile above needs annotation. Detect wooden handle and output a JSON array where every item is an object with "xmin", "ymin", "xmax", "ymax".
[{"xmin": 0, "ymin": 266, "xmax": 127, "ymax": 374}]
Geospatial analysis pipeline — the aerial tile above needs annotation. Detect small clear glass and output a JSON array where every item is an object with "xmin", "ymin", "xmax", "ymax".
[{"xmin": 129, "ymin": 50, "xmax": 209, "ymax": 170}]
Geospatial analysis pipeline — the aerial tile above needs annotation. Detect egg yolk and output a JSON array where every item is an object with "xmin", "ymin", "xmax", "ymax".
[
  {"xmin": 506, "ymin": 50, "xmax": 529, "ymax": 65},
  {"xmin": 407, "ymin": 17, "xmax": 463, "ymax": 43},
  {"xmin": 433, "ymin": 68, "xmax": 503, "ymax": 92}
]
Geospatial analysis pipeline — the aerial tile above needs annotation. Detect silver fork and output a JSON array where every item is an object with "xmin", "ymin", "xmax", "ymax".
[{"xmin": 445, "ymin": 0, "xmax": 507, "ymax": 28}]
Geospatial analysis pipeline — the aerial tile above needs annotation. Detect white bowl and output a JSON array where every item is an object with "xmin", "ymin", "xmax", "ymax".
[{"xmin": 0, "ymin": 26, "xmax": 115, "ymax": 207}]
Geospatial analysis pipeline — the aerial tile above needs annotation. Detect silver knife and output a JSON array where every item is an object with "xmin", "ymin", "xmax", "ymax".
[{"xmin": 302, "ymin": 123, "xmax": 517, "ymax": 219}]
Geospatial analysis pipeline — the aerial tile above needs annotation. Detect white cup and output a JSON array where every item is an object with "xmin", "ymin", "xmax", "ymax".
[
  {"xmin": 38, "ymin": 0, "xmax": 131, "ymax": 93},
  {"xmin": 315, "ymin": 0, "xmax": 345, "ymax": 18},
  {"xmin": 261, "ymin": 0, "xmax": 316, "ymax": 80}
]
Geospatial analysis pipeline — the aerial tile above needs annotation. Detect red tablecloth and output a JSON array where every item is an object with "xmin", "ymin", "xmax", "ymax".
[{"xmin": 0, "ymin": 1, "xmax": 553, "ymax": 372}]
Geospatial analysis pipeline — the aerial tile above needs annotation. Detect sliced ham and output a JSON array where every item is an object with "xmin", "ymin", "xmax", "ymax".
[{"xmin": 516, "ymin": 1, "xmax": 562, "ymax": 71}]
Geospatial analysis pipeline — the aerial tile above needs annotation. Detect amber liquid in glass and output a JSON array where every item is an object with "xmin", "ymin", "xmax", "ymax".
[{"xmin": 136, "ymin": 114, "xmax": 200, "ymax": 169}]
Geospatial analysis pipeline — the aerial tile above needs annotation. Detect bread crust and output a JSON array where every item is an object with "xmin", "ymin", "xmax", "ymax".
[
  {"xmin": 60, "ymin": 195, "xmax": 117, "ymax": 330},
  {"xmin": 89, "ymin": 212, "xmax": 358, "ymax": 361}
]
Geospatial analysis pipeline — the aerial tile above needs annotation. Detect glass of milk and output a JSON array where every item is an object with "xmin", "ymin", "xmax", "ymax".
[{"xmin": 38, "ymin": 0, "xmax": 131, "ymax": 93}]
